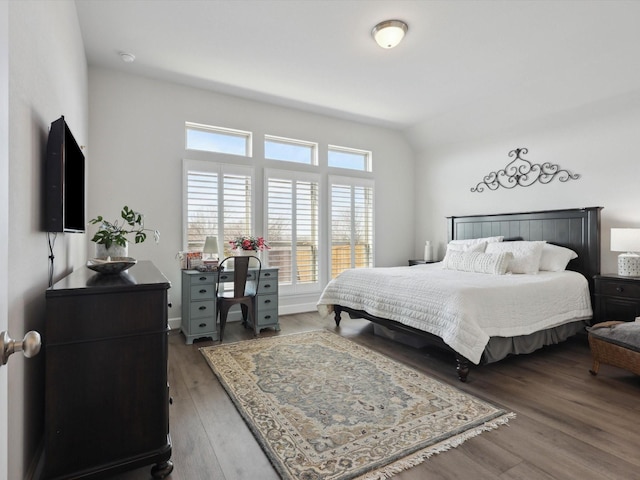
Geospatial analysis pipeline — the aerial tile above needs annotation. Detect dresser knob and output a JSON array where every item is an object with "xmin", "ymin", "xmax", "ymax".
[
  {"xmin": 616, "ymin": 286, "xmax": 624, "ymax": 293},
  {"xmin": 199, "ymin": 306, "xmax": 207, "ymax": 310},
  {"xmin": 199, "ymin": 323, "xmax": 207, "ymax": 328},
  {"xmin": 199, "ymin": 277, "xmax": 207, "ymax": 281},
  {"xmin": 199, "ymin": 289, "xmax": 207, "ymax": 293},
  {"xmin": 264, "ymin": 299, "xmax": 271, "ymax": 304}
]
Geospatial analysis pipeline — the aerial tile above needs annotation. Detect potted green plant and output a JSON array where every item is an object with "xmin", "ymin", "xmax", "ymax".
[{"xmin": 89, "ymin": 205, "xmax": 160, "ymax": 258}]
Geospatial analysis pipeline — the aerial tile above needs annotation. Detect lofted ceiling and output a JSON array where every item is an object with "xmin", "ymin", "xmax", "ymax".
[{"xmin": 75, "ymin": 0, "xmax": 640, "ymax": 145}]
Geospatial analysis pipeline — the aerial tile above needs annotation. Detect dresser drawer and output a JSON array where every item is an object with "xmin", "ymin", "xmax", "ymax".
[
  {"xmin": 190, "ymin": 284, "xmax": 214, "ymax": 301},
  {"xmin": 596, "ymin": 279, "xmax": 640, "ymax": 299},
  {"xmin": 189, "ymin": 300, "xmax": 215, "ymax": 319}
]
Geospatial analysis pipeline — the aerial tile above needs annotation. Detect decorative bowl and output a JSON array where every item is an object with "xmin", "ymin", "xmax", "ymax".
[{"xmin": 86, "ymin": 256, "xmax": 137, "ymax": 274}]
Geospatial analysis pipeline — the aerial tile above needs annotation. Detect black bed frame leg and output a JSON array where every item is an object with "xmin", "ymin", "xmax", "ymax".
[
  {"xmin": 455, "ymin": 355, "xmax": 470, "ymax": 382},
  {"xmin": 333, "ymin": 306, "xmax": 342, "ymax": 326}
]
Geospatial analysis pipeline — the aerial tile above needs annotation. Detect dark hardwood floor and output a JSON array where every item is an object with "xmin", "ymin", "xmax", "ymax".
[{"xmin": 112, "ymin": 313, "xmax": 640, "ymax": 480}]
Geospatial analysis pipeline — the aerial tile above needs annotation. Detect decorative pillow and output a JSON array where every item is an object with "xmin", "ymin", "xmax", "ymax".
[
  {"xmin": 485, "ymin": 240, "xmax": 546, "ymax": 274},
  {"xmin": 446, "ymin": 241, "xmax": 487, "ymax": 254},
  {"xmin": 442, "ymin": 250, "xmax": 513, "ymax": 275},
  {"xmin": 539, "ymin": 244, "xmax": 578, "ymax": 272},
  {"xmin": 449, "ymin": 236, "xmax": 504, "ymax": 246}
]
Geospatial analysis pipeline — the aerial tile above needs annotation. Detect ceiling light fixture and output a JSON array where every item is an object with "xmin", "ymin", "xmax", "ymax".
[
  {"xmin": 372, "ymin": 20, "xmax": 408, "ymax": 49},
  {"xmin": 119, "ymin": 52, "xmax": 136, "ymax": 63}
]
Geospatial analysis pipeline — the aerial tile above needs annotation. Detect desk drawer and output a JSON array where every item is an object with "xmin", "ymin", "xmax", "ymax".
[
  {"xmin": 256, "ymin": 293, "xmax": 277, "ymax": 311},
  {"xmin": 190, "ymin": 284, "xmax": 214, "ymax": 301},
  {"xmin": 255, "ymin": 308, "xmax": 278, "ymax": 327},
  {"xmin": 187, "ymin": 273, "xmax": 216, "ymax": 287},
  {"xmin": 190, "ymin": 300, "xmax": 215, "ymax": 319},
  {"xmin": 260, "ymin": 270, "xmax": 278, "ymax": 281},
  {"xmin": 260, "ymin": 280, "xmax": 277, "ymax": 294},
  {"xmin": 190, "ymin": 318, "xmax": 217, "ymax": 335}
]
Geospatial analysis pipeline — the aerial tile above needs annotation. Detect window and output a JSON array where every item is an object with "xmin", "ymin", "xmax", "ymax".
[
  {"xmin": 265, "ymin": 135, "xmax": 317, "ymax": 165},
  {"xmin": 186, "ymin": 122, "xmax": 252, "ymax": 157},
  {"xmin": 328, "ymin": 145, "xmax": 371, "ymax": 172},
  {"xmin": 265, "ymin": 169, "xmax": 320, "ymax": 292},
  {"xmin": 183, "ymin": 160, "xmax": 253, "ymax": 254},
  {"xmin": 329, "ymin": 176, "xmax": 374, "ymax": 278}
]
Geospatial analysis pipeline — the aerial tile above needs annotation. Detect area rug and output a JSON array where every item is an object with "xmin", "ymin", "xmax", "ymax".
[{"xmin": 200, "ymin": 330, "xmax": 514, "ymax": 480}]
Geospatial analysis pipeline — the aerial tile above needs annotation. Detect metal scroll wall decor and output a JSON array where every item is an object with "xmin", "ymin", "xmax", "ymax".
[{"xmin": 471, "ymin": 147, "xmax": 580, "ymax": 193}]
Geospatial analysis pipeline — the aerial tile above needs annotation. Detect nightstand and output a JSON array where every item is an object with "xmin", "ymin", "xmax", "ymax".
[
  {"xmin": 408, "ymin": 259, "xmax": 437, "ymax": 266},
  {"xmin": 593, "ymin": 274, "xmax": 640, "ymax": 325}
]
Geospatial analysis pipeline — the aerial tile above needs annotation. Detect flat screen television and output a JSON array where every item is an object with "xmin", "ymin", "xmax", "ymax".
[{"xmin": 45, "ymin": 115, "xmax": 85, "ymax": 233}]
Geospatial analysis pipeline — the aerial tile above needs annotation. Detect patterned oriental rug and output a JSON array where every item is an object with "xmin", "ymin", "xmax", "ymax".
[{"xmin": 200, "ymin": 330, "xmax": 514, "ymax": 480}]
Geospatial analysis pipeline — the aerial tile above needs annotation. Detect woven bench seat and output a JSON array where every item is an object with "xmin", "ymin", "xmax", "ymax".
[{"xmin": 588, "ymin": 321, "xmax": 640, "ymax": 376}]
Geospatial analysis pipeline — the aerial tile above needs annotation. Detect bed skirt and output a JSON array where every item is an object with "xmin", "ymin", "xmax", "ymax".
[{"xmin": 482, "ymin": 320, "xmax": 587, "ymax": 364}]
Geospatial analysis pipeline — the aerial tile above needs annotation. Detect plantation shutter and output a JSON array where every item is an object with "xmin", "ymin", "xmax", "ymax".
[
  {"xmin": 265, "ymin": 169, "xmax": 319, "ymax": 292},
  {"xmin": 329, "ymin": 176, "xmax": 374, "ymax": 278},
  {"xmin": 183, "ymin": 160, "xmax": 253, "ymax": 254},
  {"xmin": 186, "ymin": 170, "xmax": 218, "ymax": 251}
]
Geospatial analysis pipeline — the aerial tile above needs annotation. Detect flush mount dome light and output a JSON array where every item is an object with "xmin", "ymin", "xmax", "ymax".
[
  {"xmin": 372, "ymin": 20, "xmax": 408, "ymax": 49},
  {"xmin": 119, "ymin": 52, "xmax": 136, "ymax": 63}
]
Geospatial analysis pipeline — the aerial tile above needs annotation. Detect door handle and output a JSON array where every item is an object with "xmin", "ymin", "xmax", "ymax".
[{"xmin": 0, "ymin": 330, "xmax": 41, "ymax": 365}]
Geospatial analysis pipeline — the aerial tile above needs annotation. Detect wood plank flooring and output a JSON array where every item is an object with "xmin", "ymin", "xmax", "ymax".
[{"xmin": 112, "ymin": 313, "xmax": 640, "ymax": 480}]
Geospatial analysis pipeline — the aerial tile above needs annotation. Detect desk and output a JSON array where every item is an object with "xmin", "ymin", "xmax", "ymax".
[{"xmin": 181, "ymin": 267, "xmax": 279, "ymax": 344}]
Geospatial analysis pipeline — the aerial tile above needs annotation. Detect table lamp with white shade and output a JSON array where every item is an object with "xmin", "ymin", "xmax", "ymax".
[
  {"xmin": 610, "ymin": 228, "xmax": 640, "ymax": 276},
  {"xmin": 202, "ymin": 236, "xmax": 219, "ymax": 263}
]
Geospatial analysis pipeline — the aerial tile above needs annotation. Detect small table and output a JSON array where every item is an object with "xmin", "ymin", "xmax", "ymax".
[
  {"xmin": 408, "ymin": 259, "xmax": 437, "ymax": 266},
  {"xmin": 593, "ymin": 274, "xmax": 640, "ymax": 324}
]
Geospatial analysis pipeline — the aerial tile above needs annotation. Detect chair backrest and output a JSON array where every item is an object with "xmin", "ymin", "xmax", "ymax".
[{"xmin": 217, "ymin": 255, "xmax": 262, "ymax": 298}]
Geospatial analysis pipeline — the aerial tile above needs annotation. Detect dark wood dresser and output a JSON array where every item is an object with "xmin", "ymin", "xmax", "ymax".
[{"xmin": 43, "ymin": 261, "xmax": 173, "ymax": 479}]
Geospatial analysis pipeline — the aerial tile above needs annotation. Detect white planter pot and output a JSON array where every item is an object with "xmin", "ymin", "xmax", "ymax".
[{"xmin": 95, "ymin": 242, "xmax": 129, "ymax": 259}]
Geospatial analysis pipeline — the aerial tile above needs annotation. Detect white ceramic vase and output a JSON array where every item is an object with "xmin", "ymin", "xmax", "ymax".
[{"xmin": 95, "ymin": 242, "xmax": 129, "ymax": 259}]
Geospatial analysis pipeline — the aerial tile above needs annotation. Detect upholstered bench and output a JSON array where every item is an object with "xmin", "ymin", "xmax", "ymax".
[{"xmin": 588, "ymin": 321, "xmax": 640, "ymax": 376}]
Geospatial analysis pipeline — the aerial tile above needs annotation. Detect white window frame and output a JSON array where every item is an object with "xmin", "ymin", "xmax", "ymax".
[
  {"xmin": 185, "ymin": 122, "xmax": 253, "ymax": 157},
  {"xmin": 328, "ymin": 145, "xmax": 372, "ymax": 172},
  {"xmin": 264, "ymin": 134, "xmax": 318, "ymax": 165}
]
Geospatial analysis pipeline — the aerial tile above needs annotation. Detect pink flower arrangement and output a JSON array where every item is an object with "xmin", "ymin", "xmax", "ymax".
[{"xmin": 229, "ymin": 235, "xmax": 270, "ymax": 251}]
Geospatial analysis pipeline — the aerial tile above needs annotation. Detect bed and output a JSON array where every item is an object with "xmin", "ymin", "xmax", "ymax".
[{"xmin": 317, "ymin": 207, "xmax": 602, "ymax": 381}]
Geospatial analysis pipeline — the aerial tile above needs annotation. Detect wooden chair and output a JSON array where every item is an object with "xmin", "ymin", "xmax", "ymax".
[{"xmin": 216, "ymin": 255, "xmax": 261, "ymax": 342}]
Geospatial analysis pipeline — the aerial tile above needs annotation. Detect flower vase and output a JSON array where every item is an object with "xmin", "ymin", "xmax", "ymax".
[{"xmin": 95, "ymin": 242, "xmax": 128, "ymax": 259}]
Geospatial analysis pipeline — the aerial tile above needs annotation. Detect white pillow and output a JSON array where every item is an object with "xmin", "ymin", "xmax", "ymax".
[
  {"xmin": 539, "ymin": 244, "xmax": 578, "ymax": 272},
  {"xmin": 448, "ymin": 236, "xmax": 504, "ymax": 246},
  {"xmin": 443, "ymin": 250, "xmax": 513, "ymax": 275},
  {"xmin": 446, "ymin": 241, "xmax": 487, "ymax": 253},
  {"xmin": 485, "ymin": 240, "xmax": 546, "ymax": 274}
]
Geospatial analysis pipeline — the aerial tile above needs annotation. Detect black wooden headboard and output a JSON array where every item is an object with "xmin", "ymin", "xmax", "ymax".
[{"xmin": 447, "ymin": 207, "xmax": 602, "ymax": 295}]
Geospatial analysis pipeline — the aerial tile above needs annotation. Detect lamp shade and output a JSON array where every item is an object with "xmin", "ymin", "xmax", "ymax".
[
  {"xmin": 372, "ymin": 20, "xmax": 408, "ymax": 49},
  {"xmin": 610, "ymin": 228, "xmax": 640, "ymax": 252},
  {"xmin": 202, "ymin": 236, "xmax": 219, "ymax": 255},
  {"xmin": 611, "ymin": 228, "xmax": 640, "ymax": 276}
]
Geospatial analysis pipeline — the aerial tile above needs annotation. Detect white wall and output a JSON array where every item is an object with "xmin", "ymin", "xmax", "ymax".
[
  {"xmin": 410, "ymin": 89, "xmax": 640, "ymax": 274},
  {"xmin": 87, "ymin": 68, "xmax": 415, "ymax": 323},
  {"xmin": 8, "ymin": 1, "xmax": 88, "ymax": 478}
]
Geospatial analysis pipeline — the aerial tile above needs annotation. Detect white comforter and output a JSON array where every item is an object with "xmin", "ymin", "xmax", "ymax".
[{"xmin": 317, "ymin": 263, "xmax": 592, "ymax": 364}]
